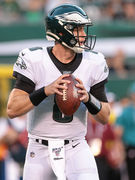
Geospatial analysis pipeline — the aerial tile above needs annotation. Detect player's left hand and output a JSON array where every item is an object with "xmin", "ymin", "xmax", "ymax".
[{"xmin": 75, "ymin": 78, "xmax": 89, "ymax": 103}]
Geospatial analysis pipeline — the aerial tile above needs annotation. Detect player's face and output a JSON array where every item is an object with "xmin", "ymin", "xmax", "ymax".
[{"xmin": 73, "ymin": 26, "xmax": 86, "ymax": 47}]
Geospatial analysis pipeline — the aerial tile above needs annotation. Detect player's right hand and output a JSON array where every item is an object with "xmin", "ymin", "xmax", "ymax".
[{"xmin": 44, "ymin": 74, "xmax": 70, "ymax": 96}]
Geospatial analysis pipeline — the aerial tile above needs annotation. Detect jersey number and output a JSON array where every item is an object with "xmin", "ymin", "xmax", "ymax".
[{"xmin": 53, "ymin": 101, "xmax": 73, "ymax": 123}]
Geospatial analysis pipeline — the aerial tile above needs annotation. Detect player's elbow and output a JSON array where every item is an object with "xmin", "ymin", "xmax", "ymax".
[
  {"xmin": 7, "ymin": 109, "xmax": 16, "ymax": 119},
  {"xmin": 7, "ymin": 105, "xmax": 17, "ymax": 119}
]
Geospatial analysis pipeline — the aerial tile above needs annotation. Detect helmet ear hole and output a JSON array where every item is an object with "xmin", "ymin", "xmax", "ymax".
[
  {"xmin": 70, "ymin": 39, "xmax": 77, "ymax": 46},
  {"xmin": 66, "ymin": 24, "xmax": 74, "ymax": 31}
]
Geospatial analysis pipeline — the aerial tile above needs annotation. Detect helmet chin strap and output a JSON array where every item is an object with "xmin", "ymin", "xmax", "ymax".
[
  {"xmin": 46, "ymin": 32, "xmax": 84, "ymax": 53},
  {"xmin": 72, "ymin": 47, "xmax": 83, "ymax": 53},
  {"xmin": 62, "ymin": 41, "xmax": 83, "ymax": 53}
]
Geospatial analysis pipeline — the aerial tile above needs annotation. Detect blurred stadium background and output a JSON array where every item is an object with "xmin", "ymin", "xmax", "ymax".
[{"xmin": 0, "ymin": 0, "xmax": 135, "ymax": 180}]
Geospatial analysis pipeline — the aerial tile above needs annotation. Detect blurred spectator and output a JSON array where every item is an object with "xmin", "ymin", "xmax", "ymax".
[
  {"xmin": 83, "ymin": 0, "xmax": 135, "ymax": 22},
  {"xmin": 103, "ymin": 0, "xmax": 124, "ymax": 21},
  {"xmin": 0, "ymin": 0, "xmax": 135, "ymax": 23},
  {"xmin": 107, "ymin": 49, "xmax": 129, "ymax": 78},
  {"xmin": 106, "ymin": 91, "xmax": 130, "ymax": 119},
  {"xmin": 24, "ymin": 0, "xmax": 46, "ymax": 23},
  {"xmin": 44, "ymin": 0, "xmax": 80, "ymax": 15},
  {"xmin": 122, "ymin": 1, "xmax": 135, "ymax": 22},
  {"xmin": 0, "ymin": 116, "xmax": 18, "ymax": 180},
  {"xmin": 86, "ymin": 93, "xmax": 125, "ymax": 180},
  {"xmin": 106, "ymin": 92, "xmax": 117, "ymax": 124},
  {"xmin": 0, "ymin": 117, "xmax": 10, "ymax": 180},
  {"xmin": 115, "ymin": 82, "xmax": 135, "ymax": 180},
  {"xmin": 86, "ymin": 115, "xmax": 125, "ymax": 180},
  {"xmin": 0, "ymin": 115, "xmax": 27, "ymax": 180},
  {"xmin": 0, "ymin": 0, "xmax": 22, "ymax": 23},
  {"xmin": 83, "ymin": 5, "xmax": 102, "ymax": 22}
]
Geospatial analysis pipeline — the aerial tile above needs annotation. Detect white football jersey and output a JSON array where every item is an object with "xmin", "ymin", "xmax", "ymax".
[{"xmin": 13, "ymin": 46, "xmax": 109, "ymax": 140}]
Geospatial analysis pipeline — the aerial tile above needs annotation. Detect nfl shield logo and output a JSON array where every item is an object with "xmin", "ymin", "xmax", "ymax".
[{"xmin": 52, "ymin": 147, "xmax": 62, "ymax": 157}]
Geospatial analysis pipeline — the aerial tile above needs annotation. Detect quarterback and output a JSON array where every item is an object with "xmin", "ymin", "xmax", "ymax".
[{"xmin": 7, "ymin": 4, "xmax": 110, "ymax": 180}]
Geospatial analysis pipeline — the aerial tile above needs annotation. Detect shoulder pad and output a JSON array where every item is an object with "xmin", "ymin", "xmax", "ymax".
[
  {"xmin": 89, "ymin": 50, "xmax": 105, "ymax": 58},
  {"xmin": 18, "ymin": 47, "xmax": 44, "ymax": 63},
  {"xmin": 97, "ymin": 52, "xmax": 105, "ymax": 59},
  {"xmin": 84, "ymin": 50, "xmax": 105, "ymax": 61}
]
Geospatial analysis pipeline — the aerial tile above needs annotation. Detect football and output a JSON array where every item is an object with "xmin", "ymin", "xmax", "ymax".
[{"xmin": 55, "ymin": 74, "xmax": 81, "ymax": 116}]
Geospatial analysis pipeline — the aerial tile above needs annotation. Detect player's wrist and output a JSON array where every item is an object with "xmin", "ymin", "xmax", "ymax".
[
  {"xmin": 44, "ymin": 86, "xmax": 50, "ymax": 96},
  {"xmin": 84, "ymin": 93, "xmax": 102, "ymax": 115},
  {"xmin": 29, "ymin": 87, "xmax": 47, "ymax": 106},
  {"xmin": 82, "ymin": 92, "xmax": 89, "ymax": 103}
]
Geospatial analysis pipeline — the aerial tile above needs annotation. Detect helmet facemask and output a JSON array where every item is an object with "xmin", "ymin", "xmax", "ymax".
[{"xmin": 64, "ymin": 24, "xmax": 96, "ymax": 53}]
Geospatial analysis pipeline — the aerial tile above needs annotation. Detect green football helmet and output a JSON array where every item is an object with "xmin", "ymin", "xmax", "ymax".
[{"xmin": 45, "ymin": 4, "xmax": 96, "ymax": 53}]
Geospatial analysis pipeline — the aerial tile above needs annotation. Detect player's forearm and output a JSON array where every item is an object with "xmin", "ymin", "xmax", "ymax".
[
  {"xmin": 84, "ymin": 92, "xmax": 110, "ymax": 124},
  {"xmin": 7, "ymin": 89, "xmax": 34, "ymax": 118},
  {"xmin": 94, "ymin": 102, "xmax": 110, "ymax": 124}
]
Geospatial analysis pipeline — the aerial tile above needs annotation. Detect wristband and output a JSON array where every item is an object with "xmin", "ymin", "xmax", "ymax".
[
  {"xmin": 29, "ymin": 87, "xmax": 47, "ymax": 106},
  {"xmin": 84, "ymin": 93, "xmax": 102, "ymax": 115}
]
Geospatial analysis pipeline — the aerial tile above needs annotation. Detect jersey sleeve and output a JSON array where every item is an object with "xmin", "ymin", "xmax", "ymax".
[
  {"xmin": 13, "ymin": 48, "xmax": 35, "ymax": 83},
  {"xmin": 90, "ymin": 79, "xmax": 108, "ymax": 102},
  {"xmin": 91, "ymin": 53, "xmax": 109, "ymax": 87}
]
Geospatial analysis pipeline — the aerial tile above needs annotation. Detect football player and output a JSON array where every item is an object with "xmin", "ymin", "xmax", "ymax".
[{"xmin": 7, "ymin": 4, "xmax": 110, "ymax": 180}]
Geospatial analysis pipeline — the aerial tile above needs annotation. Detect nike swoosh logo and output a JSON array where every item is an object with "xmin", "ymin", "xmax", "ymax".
[{"xmin": 72, "ymin": 143, "xmax": 80, "ymax": 148}]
